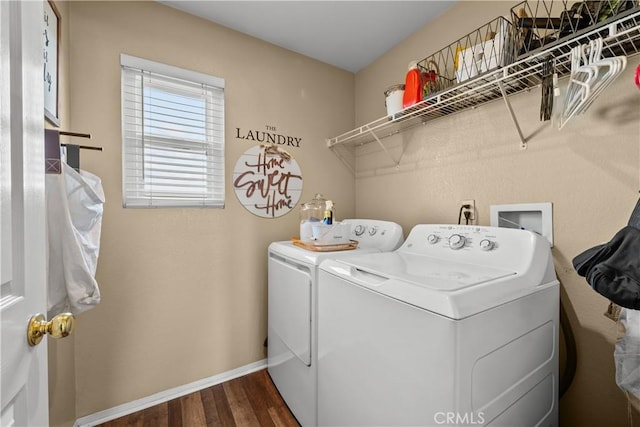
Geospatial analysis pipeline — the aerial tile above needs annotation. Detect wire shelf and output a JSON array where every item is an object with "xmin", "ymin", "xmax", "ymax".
[
  {"xmin": 327, "ymin": 8, "xmax": 640, "ymax": 150},
  {"xmin": 511, "ymin": 0, "xmax": 639, "ymax": 58},
  {"xmin": 417, "ymin": 17, "xmax": 517, "ymax": 97}
]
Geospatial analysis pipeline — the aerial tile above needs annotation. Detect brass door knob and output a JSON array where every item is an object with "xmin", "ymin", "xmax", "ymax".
[{"xmin": 27, "ymin": 312, "xmax": 75, "ymax": 346}]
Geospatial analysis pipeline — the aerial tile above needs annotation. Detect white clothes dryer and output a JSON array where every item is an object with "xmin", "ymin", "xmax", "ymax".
[
  {"xmin": 267, "ymin": 219, "xmax": 404, "ymax": 426},
  {"xmin": 318, "ymin": 224, "xmax": 559, "ymax": 427}
]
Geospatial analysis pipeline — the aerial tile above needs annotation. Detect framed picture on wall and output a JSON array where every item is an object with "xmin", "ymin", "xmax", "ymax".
[{"xmin": 43, "ymin": 0, "xmax": 60, "ymax": 127}]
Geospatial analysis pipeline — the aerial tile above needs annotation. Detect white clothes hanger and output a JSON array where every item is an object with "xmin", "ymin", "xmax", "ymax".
[
  {"xmin": 577, "ymin": 39, "xmax": 626, "ymax": 114},
  {"xmin": 560, "ymin": 45, "xmax": 593, "ymax": 128},
  {"xmin": 560, "ymin": 37, "xmax": 627, "ymax": 129}
]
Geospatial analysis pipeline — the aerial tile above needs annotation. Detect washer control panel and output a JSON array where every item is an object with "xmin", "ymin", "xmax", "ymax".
[
  {"xmin": 398, "ymin": 224, "xmax": 549, "ymax": 280},
  {"xmin": 408, "ymin": 225, "xmax": 502, "ymax": 253}
]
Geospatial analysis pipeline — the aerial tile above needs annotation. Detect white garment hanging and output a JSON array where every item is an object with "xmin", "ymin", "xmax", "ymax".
[
  {"xmin": 46, "ymin": 162, "xmax": 105, "ymax": 316},
  {"xmin": 615, "ymin": 308, "xmax": 640, "ymax": 398}
]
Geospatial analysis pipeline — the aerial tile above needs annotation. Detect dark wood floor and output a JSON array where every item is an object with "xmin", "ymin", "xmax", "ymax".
[{"xmin": 98, "ymin": 369, "xmax": 300, "ymax": 427}]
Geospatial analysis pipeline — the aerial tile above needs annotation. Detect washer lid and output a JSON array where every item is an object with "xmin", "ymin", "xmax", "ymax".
[
  {"xmin": 337, "ymin": 252, "xmax": 515, "ymax": 292},
  {"xmin": 321, "ymin": 252, "xmax": 553, "ymax": 319}
]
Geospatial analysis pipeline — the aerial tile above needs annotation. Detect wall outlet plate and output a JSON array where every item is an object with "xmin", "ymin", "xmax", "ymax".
[{"xmin": 461, "ymin": 199, "xmax": 475, "ymax": 222}]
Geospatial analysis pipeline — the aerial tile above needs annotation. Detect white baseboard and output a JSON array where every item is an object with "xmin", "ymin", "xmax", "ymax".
[{"xmin": 74, "ymin": 359, "xmax": 267, "ymax": 427}]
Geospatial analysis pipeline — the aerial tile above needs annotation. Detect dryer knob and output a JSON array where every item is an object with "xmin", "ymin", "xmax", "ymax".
[
  {"xmin": 448, "ymin": 234, "xmax": 466, "ymax": 250},
  {"xmin": 368, "ymin": 227, "xmax": 377, "ymax": 236},
  {"xmin": 354, "ymin": 225, "xmax": 366, "ymax": 236}
]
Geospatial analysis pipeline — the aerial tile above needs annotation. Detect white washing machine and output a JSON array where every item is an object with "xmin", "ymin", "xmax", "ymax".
[
  {"xmin": 267, "ymin": 219, "xmax": 404, "ymax": 426},
  {"xmin": 318, "ymin": 224, "xmax": 559, "ymax": 427}
]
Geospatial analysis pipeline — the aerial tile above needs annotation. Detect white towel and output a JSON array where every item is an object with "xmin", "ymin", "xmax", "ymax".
[{"xmin": 46, "ymin": 162, "xmax": 105, "ymax": 316}]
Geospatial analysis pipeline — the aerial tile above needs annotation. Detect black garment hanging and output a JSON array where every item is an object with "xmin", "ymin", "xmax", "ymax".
[
  {"xmin": 628, "ymin": 198, "xmax": 640, "ymax": 230},
  {"xmin": 573, "ymin": 225, "xmax": 640, "ymax": 309},
  {"xmin": 65, "ymin": 144, "xmax": 80, "ymax": 172}
]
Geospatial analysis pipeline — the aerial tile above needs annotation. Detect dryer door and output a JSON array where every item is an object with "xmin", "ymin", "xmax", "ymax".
[{"xmin": 268, "ymin": 253, "xmax": 312, "ymax": 366}]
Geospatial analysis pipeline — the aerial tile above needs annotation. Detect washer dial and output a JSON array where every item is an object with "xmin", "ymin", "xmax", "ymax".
[
  {"xmin": 354, "ymin": 225, "xmax": 366, "ymax": 236},
  {"xmin": 479, "ymin": 239, "xmax": 494, "ymax": 251},
  {"xmin": 427, "ymin": 234, "xmax": 439, "ymax": 244},
  {"xmin": 448, "ymin": 234, "xmax": 466, "ymax": 250}
]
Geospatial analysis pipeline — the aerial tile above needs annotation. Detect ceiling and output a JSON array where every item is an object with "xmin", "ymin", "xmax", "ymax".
[{"xmin": 160, "ymin": 1, "xmax": 455, "ymax": 73}]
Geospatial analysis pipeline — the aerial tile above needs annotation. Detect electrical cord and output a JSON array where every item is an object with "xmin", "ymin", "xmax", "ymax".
[
  {"xmin": 458, "ymin": 204, "xmax": 471, "ymax": 225},
  {"xmin": 458, "ymin": 205, "xmax": 468, "ymax": 225},
  {"xmin": 559, "ymin": 288, "xmax": 577, "ymax": 399}
]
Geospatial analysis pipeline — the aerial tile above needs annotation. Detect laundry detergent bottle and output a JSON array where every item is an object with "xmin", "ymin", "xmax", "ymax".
[{"xmin": 402, "ymin": 61, "xmax": 423, "ymax": 108}]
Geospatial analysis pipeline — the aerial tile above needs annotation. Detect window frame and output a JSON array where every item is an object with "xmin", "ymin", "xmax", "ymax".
[{"xmin": 120, "ymin": 54, "xmax": 225, "ymax": 208}]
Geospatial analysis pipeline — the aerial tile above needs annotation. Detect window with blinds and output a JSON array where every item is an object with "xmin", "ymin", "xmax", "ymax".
[{"xmin": 121, "ymin": 54, "xmax": 225, "ymax": 208}]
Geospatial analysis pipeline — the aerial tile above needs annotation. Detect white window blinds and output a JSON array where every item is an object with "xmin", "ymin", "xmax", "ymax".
[{"xmin": 121, "ymin": 54, "xmax": 225, "ymax": 208}]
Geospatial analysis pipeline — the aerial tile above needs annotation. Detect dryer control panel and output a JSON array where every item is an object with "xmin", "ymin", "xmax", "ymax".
[{"xmin": 342, "ymin": 219, "xmax": 404, "ymax": 251}]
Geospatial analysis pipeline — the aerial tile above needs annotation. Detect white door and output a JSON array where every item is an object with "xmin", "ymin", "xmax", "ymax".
[
  {"xmin": 268, "ymin": 254, "xmax": 312, "ymax": 366},
  {"xmin": 1, "ymin": 1, "xmax": 49, "ymax": 426}
]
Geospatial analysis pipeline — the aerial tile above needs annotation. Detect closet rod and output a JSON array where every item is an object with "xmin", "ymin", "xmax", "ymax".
[
  {"xmin": 58, "ymin": 130, "xmax": 102, "ymax": 151},
  {"xmin": 59, "ymin": 131, "xmax": 91, "ymax": 139},
  {"xmin": 61, "ymin": 143, "xmax": 103, "ymax": 151}
]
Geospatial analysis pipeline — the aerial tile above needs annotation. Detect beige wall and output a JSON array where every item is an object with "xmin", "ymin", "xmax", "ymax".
[
  {"xmin": 65, "ymin": 1, "xmax": 354, "ymax": 418},
  {"xmin": 354, "ymin": 1, "xmax": 640, "ymax": 426},
  {"xmin": 50, "ymin": 0, "xmax": 640, "ymax": 424}
]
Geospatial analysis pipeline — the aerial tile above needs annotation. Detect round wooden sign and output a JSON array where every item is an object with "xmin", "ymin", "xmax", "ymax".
[{"xmin": 232, "ymin": 145, "xmax": 303, "ymax": 218}]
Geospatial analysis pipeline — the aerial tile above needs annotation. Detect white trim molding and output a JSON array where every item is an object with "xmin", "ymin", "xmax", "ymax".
[
  {"xmin": 74, "ymin": 359, "xmax": 267, "ymax": 426},
  {"xmin": 120, "ymin": 54, "xmax": 225, "ymax": 89}
]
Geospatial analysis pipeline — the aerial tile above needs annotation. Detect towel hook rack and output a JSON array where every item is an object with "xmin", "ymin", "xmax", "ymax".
[{"xmin": 45, "ymin": 129, "xmax": 103, "ymax": 173}]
